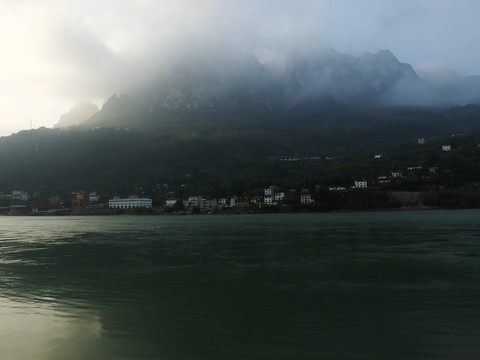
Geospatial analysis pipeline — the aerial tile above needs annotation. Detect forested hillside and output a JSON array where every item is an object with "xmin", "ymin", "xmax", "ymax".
[{"xmin": 1, "ymin": 104, "xmax": 480, "ymax": 208}]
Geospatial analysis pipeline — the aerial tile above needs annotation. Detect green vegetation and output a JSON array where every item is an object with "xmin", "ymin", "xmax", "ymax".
[{"xmin": 1, "ymin": 104, "xmax": 480, "ymax": 210}]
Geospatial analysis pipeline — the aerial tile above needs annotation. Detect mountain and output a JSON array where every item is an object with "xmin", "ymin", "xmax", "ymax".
[
  {"xmin": 69, "ymin": 49, "xmax": 426, "ymax": 129},
  {"xmin": 284, "ymin": 49, "xmax": 419, "ymax": 105},
  {"xmin": 52, "ymin": 48, "xmax": 480, "ymax": 132},
  {"xmin": 4, "ymin": 104, "xmax": 480, "ymax": 207},
  {"xmin": 5, "ymin": 48, "xmax": 480, "ymax": 207},
  {"xmin": 54, "ymin": 102, "xmax": 99, "ymax": 128}
]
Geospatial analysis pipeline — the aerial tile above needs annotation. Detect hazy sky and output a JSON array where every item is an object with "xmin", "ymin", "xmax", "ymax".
[{"xmin": 1, "ymin": 0, "xmax": 479, "ymax": 136}]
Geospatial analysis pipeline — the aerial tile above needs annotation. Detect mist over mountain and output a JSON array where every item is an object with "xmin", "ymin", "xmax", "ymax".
[
  {"xmin": 54, "ymin": 49, "xmax": 480, "ymax": 130},
  {"xmin": 7, "ymin": 49, "xmax": 480, "ymax": 202},
  {"xmin": 54, "ymin": 102, "xmax": 99, "ymax": 128}
]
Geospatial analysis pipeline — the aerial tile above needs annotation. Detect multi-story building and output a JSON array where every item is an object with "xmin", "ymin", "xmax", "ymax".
[
  {"xmin": 264, "ymin": 187, "xmax": 274, "ymax": 196},
  {"xmin": 109, "ymin": 196, "xmax": 152, "ymax": 209},
  {"xmin": 200, "ymin": 198, "xmax": 217, "ymax": 211},
  {"xmin": 274, "ymin": 192, "xmax": 285, "ymax": 202},
  {"xmin": 183, "ymin": 196, "xmax": 201, "ymax": 208},
  {"xmin": 11, "ymin": 190, "xmax": 30, "ymax": 202},
  {"xmin": 354, "ymin": 180, "xmax": 368, "ymax": 189},
  {"xmin": 300, "ymin": 193, "xmax": 314, "ymax": 205},
  {"xmin": 217, "ymin": 197, "xmax": 236, "ymax": 208},
  {"xmin": 264, "ymin": 195, "xmax": 274, "ymax": 206}
]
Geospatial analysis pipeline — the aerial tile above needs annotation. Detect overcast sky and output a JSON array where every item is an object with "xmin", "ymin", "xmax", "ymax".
[{"xmin": 0, "ymin": 0, "xmax": 479, "ymax": 136}]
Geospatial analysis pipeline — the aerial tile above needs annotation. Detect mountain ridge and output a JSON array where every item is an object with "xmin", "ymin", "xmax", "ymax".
[{"xmin": 55, "ymin": 49, "xmax": 479, "ymax": 130}]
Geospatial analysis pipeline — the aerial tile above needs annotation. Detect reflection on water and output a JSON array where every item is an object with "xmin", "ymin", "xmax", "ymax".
[
  {"xmin": 0, "ymin": 297, "xmax": 104, "ymax": 360},
  {"xmin": 1, "ymin": 211, "xmax": 480, "ymax": 359}
]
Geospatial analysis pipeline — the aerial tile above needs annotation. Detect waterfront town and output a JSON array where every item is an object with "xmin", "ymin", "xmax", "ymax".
[
  {"xmin": 1, "ymin": 138, "xmax": 478, "ymax": 215},
  {"xmin": 0, "ymin": 173, "xmax": 453, "ymax": 216},
  {"xmin": 0, "ymin": 187, "xmax": 318, "ymax": 215}
]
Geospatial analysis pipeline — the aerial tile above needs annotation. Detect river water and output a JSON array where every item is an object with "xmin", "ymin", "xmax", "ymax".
[{"xmin": 0, "ymin": 210, "xmax": 479, "ymax": 359}]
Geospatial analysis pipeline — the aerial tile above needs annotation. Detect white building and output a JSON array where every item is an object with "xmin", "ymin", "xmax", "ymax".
[
  {"xmin": 442, "ymin": 145, "xmax": 451, "ymax": 152},
  {"xmin": 264, "ymin": 186, "xmax": 276, "ymax": 196},
  {"xmin": 377, "ymin": 176, "xmax": 390, "ymax": 184},
  {"xmin": 200, "ymin": 198, "xmax": 217, "ymax": 210},
  {"xmin": 261, "ymin": 186, "xmax": 284, "ymax": 206},
  {"xmin": 218, "ymin": 197, "xmax": 236, "ymax": 208},
  {"xmin": 89, "ymin": 192, "xmax": 101, "ymax": 203},
  {"xmin": 300, "ymin": 193, "xmax": 314, "ymax": 205},
  {"xmin": 354, "ymin": 181, "xmax": 367, "ymax": 189},
  {"xmin": 109, "ymin": 196, "xmax": 152, "ymax": 209},
  {"xmin": 328, "ymin": 186, "xmax": 347, "ymax": 191},
  {"xmin": 183, "ymin": 196, "xmax": 201, "ymax": 208},
  {"xmin": 11, "ymin": 190, "xmax": 30, "ymax": 202},
  {"xmin": 218, "ymin": 198, "xmax": 228, "ymax": 207},
  {"xmin": 264, "ymin": 195, "xmax": 275, "ymax": 206},
  {"xmin": 165, "ymin": 199, "xmax": 178, "ymax": 207},
  {"xmin": 274, "ymin": 192, "xmax": 285, "ymax": 202}
]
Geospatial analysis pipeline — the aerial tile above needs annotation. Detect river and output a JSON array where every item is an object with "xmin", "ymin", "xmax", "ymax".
[{"xmin": 1, "ymin": 210, "xmax": 479, "ymax": 359}]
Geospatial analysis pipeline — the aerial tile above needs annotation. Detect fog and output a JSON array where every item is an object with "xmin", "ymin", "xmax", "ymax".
[{"xmin": 1, "ymin": 0, "xmax": 480, "ymax": 135}]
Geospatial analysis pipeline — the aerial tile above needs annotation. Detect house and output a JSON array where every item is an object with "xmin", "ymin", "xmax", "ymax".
[
  {"xmin": 11, "ymin": 190, "xmax": 30, "ymax": 202},
  {"xmin": 264, "ymin": 185, "xmax": 280, "ymax": 196},
  {"xmin": 391, "ymin": 171, "xmax": 403, "ymax": 178},
  {"xmin": 264, "ymin": 196, "xmax": 275, "ymax": 206},
  {"xmin": 235, "ymin": 198, "xmax": 250, "ymax": 208},
  {"xmin": 300, "ymin": 193, "xmax": 314, "ymax": 205},
  {"xmin": 200, "ymin": 198, "xmax": 217, "ymax": 211},
  {"xmin": 218, "ymin": 197, "xmax": 236, "ymax": 208},
  {"xmin": 260, "ymin": 186, "xmax": 284, "ymax": 205},
  {"xmin": 328, "ymin": 186, "xmax": 347, "ymax": 191},
  {"xmin": 165, "ymin": 199, "xmax": 178, "ymax": 207},
  {"xmin": 442, "ymin": 145, "xmax": 451, "ymax": 152},
  {"xmin": 377, "ymin": 176, "xmax": 390, "ymax": 184},
  {"xmin": 183, "ymin": 196, "xmax": 201, "ymax": 208},
  {"xmin": 418, "ymin": 138, "xmax": 425, "ymax": 145},
  {"xmin": 251, "ymin": 195, "xmax": 263, "ymax": 205},
  {"xmin": 109, "ymin": 196, "xmax": 152, "ymax": 209},
  {"xmin": 354, "ymin": 181, "xmax": 367, "ymax": 189},
  {"xmin": 89, "ymin": 192, "xmax": 101, "ymax": 203},
  {"xmin": 274, "ymin": 192, "xmax": 285, "ymax": 202}
]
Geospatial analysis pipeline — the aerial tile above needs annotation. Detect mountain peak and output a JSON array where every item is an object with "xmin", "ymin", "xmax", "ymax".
[
  {"xmin": 54, "ymin": 102, "xmax": 99, "ymax": 128},
  {"xmin": 376, "ymin": 49, "xmax": 396, "ymax": 59},
  {"xmin": 74, "ymin": 48, "xmax": 479, "ymax": 129}
]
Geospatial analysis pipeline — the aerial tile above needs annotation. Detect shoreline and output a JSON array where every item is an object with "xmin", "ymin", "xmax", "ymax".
[{"xmin": 1, "ymin": 204, "xmax": 466, "ymax": 216}]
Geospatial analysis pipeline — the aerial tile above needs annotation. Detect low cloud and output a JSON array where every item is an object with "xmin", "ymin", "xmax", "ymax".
[{"xmin": 1, "ymin": 0, "xmax": 480, "ymax": 135}]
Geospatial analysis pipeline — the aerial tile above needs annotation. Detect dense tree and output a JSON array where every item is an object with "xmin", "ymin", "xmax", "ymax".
[{"xmin": 1, "ymin": 105, "xmax": 480, "ymax": 210}]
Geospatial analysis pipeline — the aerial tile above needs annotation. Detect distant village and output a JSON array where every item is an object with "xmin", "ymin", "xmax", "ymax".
[
  {"xmin": 1, "ymin": 187, "xmax": 318, "ymax": 215},
  {"xmin": 0, "ymin": 139, "xmax": 469, "ymax": 215}
]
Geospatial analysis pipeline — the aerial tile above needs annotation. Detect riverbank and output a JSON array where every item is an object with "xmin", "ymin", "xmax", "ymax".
[{"xmin": 3, "ymin": 188, "xmax": 479, "ymax": 216}]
